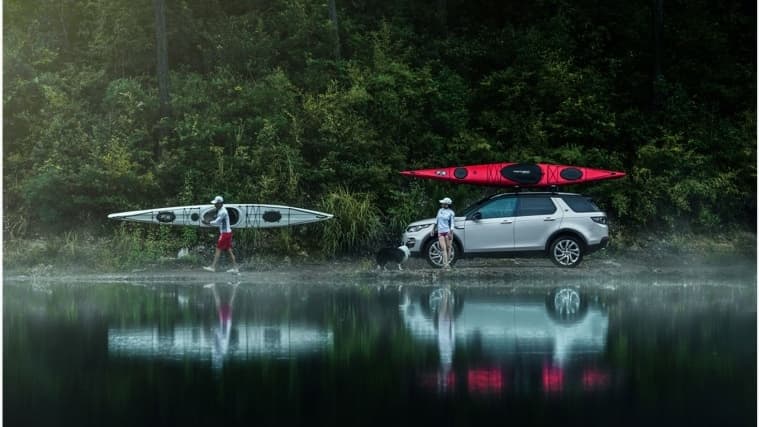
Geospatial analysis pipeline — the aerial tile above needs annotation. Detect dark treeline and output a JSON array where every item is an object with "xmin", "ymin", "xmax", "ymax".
[{"xmin": 4, "ymin": 0, "xmax": 756, "ymax": 248}]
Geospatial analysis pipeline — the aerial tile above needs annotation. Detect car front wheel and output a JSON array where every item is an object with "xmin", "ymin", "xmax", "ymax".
[
  {"xmin": 549, "ymin": 236, "xmax": 583, "ymax": 267},
  {"xmin": 425, "ymin": 239, "xmax": 460, "ymax": 268}
]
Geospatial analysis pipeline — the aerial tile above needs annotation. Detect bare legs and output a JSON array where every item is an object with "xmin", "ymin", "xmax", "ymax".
[
  {"xmin": 209, "ymin": 248, "xmax": 238, "ymax": 272},
  {"xmin": 438, "ymin": 235, "xmax": 452, "ymax": 268}
]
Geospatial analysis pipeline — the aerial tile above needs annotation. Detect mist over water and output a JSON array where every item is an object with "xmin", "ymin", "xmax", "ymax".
[{"xmin": 4, "ymin": 269, "xmax": 756, "ymax": 426}]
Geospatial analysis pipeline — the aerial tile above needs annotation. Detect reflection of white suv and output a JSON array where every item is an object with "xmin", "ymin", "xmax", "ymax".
[
  {"xmin": 402, "ymin": 192, "xmax": 609, "ymax": 268},
  {"xmin": 399, "ymin": 287, "xmax": 609, "ymax": 366}
]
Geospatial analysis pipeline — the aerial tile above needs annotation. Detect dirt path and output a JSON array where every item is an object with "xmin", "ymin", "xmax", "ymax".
[{"xmin": 5, "ymin": 253, "xmax": 756, "ymax": 289}]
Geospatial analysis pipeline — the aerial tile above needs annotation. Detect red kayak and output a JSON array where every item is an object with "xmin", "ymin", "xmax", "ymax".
[{"xmin": 400, "ymin": 162, "xmax": 625, "ymax": 187}]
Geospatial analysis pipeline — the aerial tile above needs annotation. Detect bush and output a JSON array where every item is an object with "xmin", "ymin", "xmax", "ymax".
[{"xmin": 317, "ymin": 187, "xmax": 382, "ymax": 256}]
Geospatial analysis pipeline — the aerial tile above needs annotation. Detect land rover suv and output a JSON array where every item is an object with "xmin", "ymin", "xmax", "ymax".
[{"xmin": 402, "ymin": 192, "xmax": 609, "ymax": 268}]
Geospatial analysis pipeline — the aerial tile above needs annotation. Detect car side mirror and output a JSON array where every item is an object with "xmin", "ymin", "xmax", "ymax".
[{"xmin": 470, "ymin": 212, "xmax": 482, "ymax": 221}]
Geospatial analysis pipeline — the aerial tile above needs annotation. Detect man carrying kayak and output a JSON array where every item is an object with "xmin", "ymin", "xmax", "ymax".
[{"xmin": 202, "ymin": 195, "xmax": 240, "ymax": 274}]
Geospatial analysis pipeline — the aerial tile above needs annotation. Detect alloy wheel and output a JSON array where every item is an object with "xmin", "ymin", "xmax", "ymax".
[{"xmin": 551, "ymin": 237, "xmax": 582, "ymax": 267}]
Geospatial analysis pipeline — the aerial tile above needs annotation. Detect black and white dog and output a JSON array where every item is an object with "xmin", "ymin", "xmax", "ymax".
[{"xmin": 376, "ymin": 244, "xmax": 411, "ymax": 270}]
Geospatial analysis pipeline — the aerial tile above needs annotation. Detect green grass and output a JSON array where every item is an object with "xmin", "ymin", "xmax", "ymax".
[{"xmin": 317, "ymin": 187, "xmax": 383, "ymax": 257}]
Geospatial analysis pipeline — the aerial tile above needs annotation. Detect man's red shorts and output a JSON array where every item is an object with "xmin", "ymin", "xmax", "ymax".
[{"xmin": 217, "ymin": 232, "xmax": 233, "ymax": 250}]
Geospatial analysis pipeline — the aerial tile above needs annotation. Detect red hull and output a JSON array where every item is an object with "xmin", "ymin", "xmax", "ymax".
[{"xmin": 400, "ymin": 162, "xmax": 625, "ymax": 187}]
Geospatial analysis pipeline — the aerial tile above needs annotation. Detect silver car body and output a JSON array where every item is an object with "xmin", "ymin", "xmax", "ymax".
[{"xmin": 402, "ymin": 192, "xmax": 609, "ymax": 266}]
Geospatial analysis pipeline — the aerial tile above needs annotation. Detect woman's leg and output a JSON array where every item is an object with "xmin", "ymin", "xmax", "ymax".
[
  {"xmin": 438, "ymin": 235, "xmax": 449, "ymax": 267},
  {"xmin": 446, "ymin": 236, "xmax": 453, "ymax": 266}
]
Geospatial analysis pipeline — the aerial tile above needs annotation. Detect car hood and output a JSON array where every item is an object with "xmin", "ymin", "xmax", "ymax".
[
  {"xmin": 407, "ymin": 218, "xmax": 435, "ymax": 227},
  {"xmin": 407, "ymin": 217, "xmax": 466, "ymax": 227}
]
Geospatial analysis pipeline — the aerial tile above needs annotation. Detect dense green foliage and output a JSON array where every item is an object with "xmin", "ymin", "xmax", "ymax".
[{"xmin": 4, "ymin": 0, "xmax": 756, "ymax": 257}]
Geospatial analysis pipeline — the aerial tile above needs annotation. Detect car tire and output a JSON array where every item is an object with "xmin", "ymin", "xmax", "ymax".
[
  {"xmin": 549, "ymin": 235, "xmax": 583, "ymax": 267},
  {"xmin": 424, "ymin": 238, "xmax": 461, "ymax": 268}
]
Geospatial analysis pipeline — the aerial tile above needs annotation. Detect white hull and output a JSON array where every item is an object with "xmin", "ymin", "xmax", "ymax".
[{"xmin": 108, "ymin": 204, "xmax": 334, "ymax": 229}]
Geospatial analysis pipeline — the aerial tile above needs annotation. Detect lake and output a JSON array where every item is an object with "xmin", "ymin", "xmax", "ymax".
[{"xmin": 4, "ymin": 269, "xmax": 756, "ymax": 426}]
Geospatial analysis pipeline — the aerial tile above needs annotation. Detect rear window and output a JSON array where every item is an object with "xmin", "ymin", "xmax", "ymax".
[{"xmin": 561, "ymin": 195, "xmax": 600, "ymax": 213}]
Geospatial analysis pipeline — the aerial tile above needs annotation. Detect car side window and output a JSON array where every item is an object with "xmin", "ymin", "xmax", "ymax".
[
  {"xmin": 561, "ymin": 195, "xmax": 600, "ymax": 212},
  {"xmin": 516, "ymin": 196, "xmax": 556, "ymax": 216},
  {"xmin": 478, "ymin": 197, "xmax": 517, "ymax": 219}
]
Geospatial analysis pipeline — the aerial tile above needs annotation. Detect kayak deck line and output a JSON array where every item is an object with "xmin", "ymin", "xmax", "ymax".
[
  {"xmin": 401, "ymin": 162, "xmax": 626, "ymax": 188},
  {"xmin": 108, "ymin": 204, "xmax": 334, "ymax": 229}
]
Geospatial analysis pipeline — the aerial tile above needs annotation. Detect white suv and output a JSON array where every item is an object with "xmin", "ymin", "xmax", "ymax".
[{"xmin": 402, "ymin": 192, "xmax": 609, "ymax": 268}]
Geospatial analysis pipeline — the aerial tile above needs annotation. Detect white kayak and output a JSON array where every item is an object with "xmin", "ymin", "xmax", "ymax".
[{"xmin": 107, "ymin": 204, "xmax": 334, "ymax": 229}]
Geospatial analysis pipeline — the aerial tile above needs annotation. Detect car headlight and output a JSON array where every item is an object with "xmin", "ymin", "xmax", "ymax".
[{"xmin": 406, "ymin": 224, "xmax": 432, "ymax": 233}]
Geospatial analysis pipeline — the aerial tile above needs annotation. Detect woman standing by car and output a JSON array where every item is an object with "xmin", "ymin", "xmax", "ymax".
[{"xmin": 432, "ymin": 197, "xmax": 455, "ymax": 269}]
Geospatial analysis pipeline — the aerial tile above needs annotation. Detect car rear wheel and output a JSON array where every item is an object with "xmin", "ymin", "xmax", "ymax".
[
  {"xmin": 425, "ymin": 239, "xmax": 460, "ymax": 268},
  {"xmin": 549, "ymin": 235, "xmax": 583, "ymax": 267}
]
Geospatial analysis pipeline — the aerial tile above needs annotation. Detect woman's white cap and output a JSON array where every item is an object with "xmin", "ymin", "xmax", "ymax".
[
  {"xmin": 210, "ymin": 195, "xmax": 224, "ymax": 204},
  {"xmin": 439, "ymin": 197, "xmax": 453, "ymax": 204}
]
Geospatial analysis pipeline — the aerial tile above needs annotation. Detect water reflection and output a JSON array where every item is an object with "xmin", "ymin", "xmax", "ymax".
[
  {"xmin": 400, "ymin": 285, "xmax": 611, "ymax": 396},
  {"xmin": 4, "ymin": 276, "xmax": 755, "ymax": 426},
  {"xmin": 208, "ymin": 282, "xmax": 239, "ymax": 368},
  {"xmin": 107, "ymin": 282, "xmax": 334, "ymax": 369}
]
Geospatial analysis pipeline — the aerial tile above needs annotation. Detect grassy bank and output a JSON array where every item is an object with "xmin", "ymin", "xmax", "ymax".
[{"xmin": 3, "ymin": 226, "xmax": 756, "ymax": 275}]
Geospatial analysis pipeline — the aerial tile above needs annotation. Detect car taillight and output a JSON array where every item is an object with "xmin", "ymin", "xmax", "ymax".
[{"xmin": 591, "ymin": 216, "xmax": 607, "ymax": 225}]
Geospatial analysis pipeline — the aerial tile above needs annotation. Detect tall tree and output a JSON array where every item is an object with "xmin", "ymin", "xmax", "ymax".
[
  {"xmin": 153, "ymin": 0, "xmax": 170, "ymax": 120},
  {"xmin": 651, "ymin": 0, "xmax": 664, "ymax": 109},
  {"xmin": 328, "ymin": 0, "xmax": 341, "ymax": 60},
  {"xmin": 437, "ymin": 0, "xmax": 447, "ymax": 32}
]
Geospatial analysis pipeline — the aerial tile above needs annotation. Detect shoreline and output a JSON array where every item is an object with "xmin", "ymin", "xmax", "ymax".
[{"xmin": 5, "ymin": 252, "xmax": 756, "ymax": 288}]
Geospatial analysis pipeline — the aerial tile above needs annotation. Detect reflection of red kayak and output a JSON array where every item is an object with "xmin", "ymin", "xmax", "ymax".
[{"xmin": 400, "ymin": 162, "xmax": 625, "ymax": 187}]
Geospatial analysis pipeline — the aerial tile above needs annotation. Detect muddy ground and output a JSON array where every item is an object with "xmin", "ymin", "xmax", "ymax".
[{"xmin": 5, "ymin": 250, "xmax": 756, "ymax": 290}]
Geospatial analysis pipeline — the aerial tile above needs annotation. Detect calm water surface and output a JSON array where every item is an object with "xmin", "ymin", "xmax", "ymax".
[{"xmin": 4, "ymin": 274, "xmax": 756, "ymax": 426}]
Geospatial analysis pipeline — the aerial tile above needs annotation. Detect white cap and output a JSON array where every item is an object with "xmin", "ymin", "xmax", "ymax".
[
  {"xmin": 439, "ymin": 197, "xmax": 452, "ymax": 204},
  {"xmin": 210, "ymin": 195, "xmax": 224, "ymax": 204}
]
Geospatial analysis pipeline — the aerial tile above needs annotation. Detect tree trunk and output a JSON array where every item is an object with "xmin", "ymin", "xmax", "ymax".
[
  {"xmin": 437, "ymin": 0, "xmax": 447, "ymax": 33},
  {"xmin": 651, "ymin": 0, "xmax": 664, "ymax": 110},
  {"xmin": 58, "ymin": 0, "xmax": 70, "ymax": 52},
  {"xmin": 328, "ymin": 0, "xmax": 341, "ymax": 60},
  {"xmin": 153, "ymin": 0, "xmax": 170, "ymax": 158},
  {"xmin": 153, "ymin": 0, "xmax": 170, "ymax": 120}
]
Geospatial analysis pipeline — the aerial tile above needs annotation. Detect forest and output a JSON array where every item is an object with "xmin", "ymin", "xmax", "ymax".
[{"xmin": 3, "ymin": 0, "xmax": 756, "ymax": 264}]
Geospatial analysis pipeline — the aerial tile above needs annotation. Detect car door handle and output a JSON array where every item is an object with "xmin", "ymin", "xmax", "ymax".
[
  {"xmin": 501, "ymin": 220, "xmax": 513, "ymax": 224},
  {"xmin": 544, "ymin": 217, "xmax": 556, "ymax": 221},
  {"xmin": 454, "ymin": 225, "xmax": 464, "ymax": 229}
]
